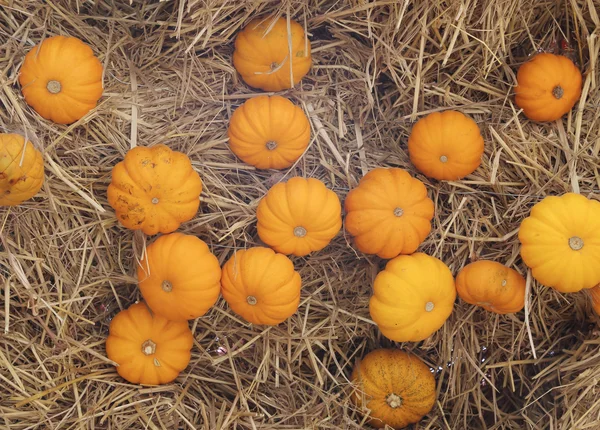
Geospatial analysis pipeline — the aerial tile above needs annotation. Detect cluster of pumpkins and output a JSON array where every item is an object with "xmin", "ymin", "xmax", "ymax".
[{"xmin": 2, "ymin": 15, "xmax": 599, "ymax": 430}]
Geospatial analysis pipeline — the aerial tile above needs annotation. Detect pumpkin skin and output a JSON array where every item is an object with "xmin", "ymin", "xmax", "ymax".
[
  {"xmin": 256, "ymin": 177, "xmax": 342, "ymax": 257},
  {"xmin": 344, "ymin": 168, "xmax": 434, "ymax": 259},
  {"xmin": 351, "ymin": 349, "xmax": 436, "ymax": 429},
  {"xmin": 455, "ymin": 260, "xmax": 526, "ymax": 314},
  {"xmin": 369, "ymin": 253, "xmax": 456, "ymax": 342},
  {"xmin": 228, "ymin": 95, "xmax": 310, "ymax": 169},
  {"xmin": 515, "ymin": 53, "xmax": 582, "ymax": 122},
  {"xmin": 137, "ymin": 233, "xmax": 222, "ymax": 321},
  {"xmin": 105, "ymin": 302, "xmax": 193, "ymax": 385},
  {"xmin": 19, "ymin": 35, "xmax": 103, "ymax": 124},
  {"xmin": 518, "ymin": 193, "xmax": 600, "ymax": 293},
  {"xmin": 233, "ymin": 17, "xmax": 312, "ymax": 91},
  {"xmin": 221, "ymin": 247, "xmax": 302, "ymax": 325},
  {"xmin": 107, "ymin": 144, "xmax": 203, "ymax": 235},
  {"xmin": 0, "ymin": 134, "xmax": 44, "ymax": 206},
  {"xmin": 408, "ymin": 110, "xmax": 484, "ymax": 181},
  {"xmin": 588, "ymin": 285, "xmax": 600, "ymax": 316}
]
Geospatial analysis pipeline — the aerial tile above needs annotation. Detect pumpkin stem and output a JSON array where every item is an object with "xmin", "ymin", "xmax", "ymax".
[
  {"xmin": 270, "ymin": 62, "xmax": 279, "ymax": 71},
  {"xmin": 569, "ymin": 236, "xmax": 584, "ymax": 250},
  {"xmin": 294, "ymin": 226, "xmax": 307, "ymax": 238},
  {"xmin": 47, "ymin": 80, "xmax": 61, "ymax": 94},
  {"xmin": 393, "ymin": 207, "xmax": 404, "ymax": 217},
  {"xmin": 425, "ymin": 301, "xmax": 434, "ymax": 312},
  {"xmin": 440, "ymin": 155, "xmax": 448, "ymax": 163},
  {"xmin": 247, "ymin": 295, "xmax": 258, "ymax": 305},
  {"xmin": 552, "ymin": 85, "xmax": 564, "ymax": 99},
  {"xmin": 162, "ymin": 280, "xmax": 173, "ymax": 292},
  {"xmin": 266, "ymin": 141, "xmax": 278, "ymax": 151},
  {"xmin": 151, "ymin": 197, "xmax": 159, "ymax": 204},
  {"xmin": 386, "ymin": 393, "xmax": 403, "ymax": 409},
  {"xmin": 501, "ymin": 279, "xmax": 507, "ymax": 287},
  {"xmin": 142, "ymin": 339, "xmax": 157, "ymax": 356}
]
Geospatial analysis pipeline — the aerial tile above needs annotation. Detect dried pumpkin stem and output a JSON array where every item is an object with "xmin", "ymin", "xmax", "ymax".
[
  {"xmin": 270, "ymin": 62, "xmax": 279, "ymax": 71},
  {"xmin": 425, "ymin": 301, "xmax": 434, "ymax": 312},
  {"xmin": 265, "ymin": 141, "xmax": 277, "ymax": 151},
  {"xmin": 569, "ymin": 236, "xmax": 584, "ymax": 250},
  {"xmin": 294, "ymin": 226, "xmax": 307, "ymax": 238},
  {"xmin": 393, "ymin": 208, "xmax": 404, "ymax": 217},
  {"xmin": 47, "ymin": 80, "xmax": 61, "ymax": 94},
  {"xmin": 440, "ymin": 155, "xmax": 448, "ymax": 163},
  {"xmin": 151, "ymin": 197, "xmax": 159, "ymax": 204},
  {"xmin": 142, "ymin": 339, "xmax": 156, "ymax": 356},
  {"xmin": 386, "ymin": 393, "xmax": 403, "ymax": 409},
  {"xmin": 552, "ymin": 85, "xmax": 564, "ymax": 99},
  {"xmin": 162, "ymin": 280, "xmax": 173, "ymax": 292},
  {"xmin": 247, "ymin": 295, "xmax": 257, "ymax": 305}
]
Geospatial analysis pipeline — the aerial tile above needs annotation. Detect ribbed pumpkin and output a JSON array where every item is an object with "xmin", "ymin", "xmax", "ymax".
[
  {"xmin": 351, "ymin": 349, "xmax": 436, "ymax": 429},
  {"xmin": 344, "ymin": 168, "xmax": 434, "ymax": 259},
  {"xmin": 588, "ymin": 284, "xmax": 600, "ymax": 316},
  {"xmin": 0, "ymin": 133, "xmax": 44, "ymax": 206}
]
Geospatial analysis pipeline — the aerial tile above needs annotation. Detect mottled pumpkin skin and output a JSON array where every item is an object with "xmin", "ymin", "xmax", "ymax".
[
  {"xmin": 408, "ymin": 110, "xmax": 484, "ymax": 181},
  {"xmin": 515, "ymin": 53, "xmax": 582, "ymax": 122},
  {"xmin": 0, "ymin": 134, "xmax": 44, "ymax": 206},
  {"xmin": 456, "ymin": 260, "xmax": 526, "ymax": 314},
  {"xmin": 233, "ymin": 17, "xmax": 312, "ymax": 91},
  {"xmin": 137, "ymin": 233, "xmax": 222, "ymax": 321},
  {"xmin": 369, "ymin": 253, "xmax": 456, "ymax": 342},
  {"xmin": 221, "ymin": 247, "xmax": 302, "ymax": 325},
  {"xmin": 351, "ymin": 349, "xmax": 436, "ymax": 429},
  {"xmin": 19, "ymin": 35, "xmax": 103, "ymax": 124},
  {"xmin": 518, "ymin": 193, "xmax": 600, "ymax": 293},
  {"xmin": 345, "ymin": 168, "xmax": 434, "ymax": 259},
  {"xmin": 105, "ymin": 302, "xmax": 193, "ymax": 385},
  {"xmin": 107, "ymin": 145, "xmax": 202, "ymax": 235},
  {"xmin": 588, "ymin": 285, "xmax": 600, "ymax": 316}
]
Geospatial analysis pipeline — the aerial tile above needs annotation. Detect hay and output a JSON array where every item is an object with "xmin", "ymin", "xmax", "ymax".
[{"xmin": 1, "ymin": 0, "xmax": 599, "ymax": 428}]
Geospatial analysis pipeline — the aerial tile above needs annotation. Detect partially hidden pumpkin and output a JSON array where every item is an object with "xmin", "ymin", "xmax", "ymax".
[
  {"xmin": 351, "ymin": 349, "xmax": 436, "ymax": 429},
  {"xmin": 369, "ymin": 253, "xmax": 456, "ymax": 342},
  {"xmin": 588, "ymin": 284, "xmax": 600, "ymax": 316},
  {"xmin": 107, "ymin": 144, "xmax": 202, "ymax": 235},
  {"xmin": 455, "ymin": 260, "xmax": 526, "ymax": 314},
  {"xmin": 256, "ymin": 177, "xmax": 342, "ymax": 257},
  {"xmin": 105, "ymin": 302, "xmax": 193, "ymax": 385},
  {"xmin": 408, "ymin": 110, "xmax": 484, "ymax": 181},
  {"xmin": 228, "ymin": 95, "xmax": 311, "ymax": 169},
  {"xmin": 345, "ymin": 168, "xmax": 434, "ymax": 259},
  {"xmin": 518, "ymin": 193, "xmax": 600, "ymax": 293},
  {"xmin": 221, "ymin": 247, "xmax": 302, "ymax": 325},
  {"xmin": 19, "ymin": 35, "xmax": 103, "ymax": 124},
  {"xmin": 515, "ymin": 53, "xmax": 583, "ymax": 122},
  {"xmin": 137, "ymin": 233, "xmax": 222, "ymax": 321},
  {"xmin": 233, "ymin": 16, "xmax": 312, "ymax": 91},
  {"xmin": 0, "ymin": 133, "xmax": 44, "ymax": 206}
]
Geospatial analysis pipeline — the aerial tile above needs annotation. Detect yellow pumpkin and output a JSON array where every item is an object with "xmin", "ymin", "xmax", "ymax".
[{"xmin": 0, "ymin": 133, "xmax": 44, "ymax": 206}]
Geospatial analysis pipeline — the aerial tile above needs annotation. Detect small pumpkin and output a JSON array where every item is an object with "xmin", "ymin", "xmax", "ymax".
[
  {"xmin": 233, "ymin": 16, "xmax": 312, "ymax": 91},
  {"xmin": 455, "ymin": 260, "xmax": 526, "ymax": 314},
  {"xmin": 0, "ymin": 133, "xmax": 44, "ymax": 206},
  {"xmin": 105, "ymin": 302, "xmax": 193, "ymax": 385},
  {"xmin": 351, "ymin": 349, "xmax": 436, "ymax": 429},
  {"xmin": 588, "ymin": 284, "xmax": 600, "ymax": 316},
  {"xmin": 518, "ymin": 193, "xmax": 600, "ymax": 293},
  {"xmin": 137, "ymin": 233, "xmax": 221, "ymax": 321},
  {"xmin": 227, "ymin": 95, "xmax": 310, "ymax": 169},
  {"xmin": 515, "ymin": 53, "xmax": 583, "ymax": 122},
  {"xmin": 344, "ymin": 168, "xmax": 434, "ymax": 259},
  {"xmin": 369, "ymin": 253, "xmax": 456, "ymax": 342},
  {"xmin": 256, "ymin": 177, "xmax": 342, "ymax": 257},
  {"xmin": 19, "ymin": 35, "xmax": 103, "ymax": 124},
  {"xmin": 221, "ymin": 247, "xmax": 302, "ymax": 325},
  {"xmin": 107, "ymin": 144, "xmax": 202, "ymax": 235},
  {"xmin": 408, "ymin": 110, "xmax": 484, "ymax": 181}
]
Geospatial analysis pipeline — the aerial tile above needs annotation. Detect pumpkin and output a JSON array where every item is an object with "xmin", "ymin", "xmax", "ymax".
[
  {"xmin": 19, "ymin": 35, "xmax": 103, "ymax": 124},
  {"xmin": 515, "ymin": 53, "xmax": 583, "ymax": 122},
  {"xmin": 107, "ymin": 144, "xmax": 202, "ymax": 235},
  {"xmin": 137, "ymin": 233, "xmax": 221, "ymax": 321},
  {"xmin": 369, "ymin": 253, "xmax": 456, "ymax": 342},
  {"xmin": 227, "ymin": 95, "xmax": 311, "ymax": 169},
  {"xmin": 518, "ymin": 193, "xmax": 600, "ymax": 293},
  {"xmin": 455, "ymin": 260, "xmax": 526, "ymax": 314},
  {"xmin": 344, "ymin": 168, "xmax": 434, "ymax": 259},
  {"xmin": 220, "ymin": 247, "xmax": 302, "ymax": 325},
  {"xmin": 588, "ymin": 284, "xmax": 600, "ymax": 316},
  {"xmin": 351, "ymin": 349, "xmax": 436, "ymax": 429},
  {"xmin": 407, "ymin": 110, "xmax": 484, "ymax": 181},
  {"xmin": 105, "ymin": 302, "xmax": 193, "ymax": 385},
  {"xmin": 233, "ymin": 16, "xmax": 312, "ymax": 91},
  {"xmin": 256, "ymin": 177, "xmax": 342, "ymax": 256},
  {"xmin": 0, "ymin": 133, "xmax": 44, "ymax": 206}
]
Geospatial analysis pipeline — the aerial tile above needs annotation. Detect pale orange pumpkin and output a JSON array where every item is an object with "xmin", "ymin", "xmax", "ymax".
[{"xmin": 0, "ymin": 133, "xmax": 44, "ymax": 206}]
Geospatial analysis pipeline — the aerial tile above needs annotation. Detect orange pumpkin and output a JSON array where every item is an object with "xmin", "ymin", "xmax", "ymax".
[
  {"xmin": 588, "ymin": 284, "xmax": 600, "ymax": 316},
  {"xmin": 0, "ymin": 133, "xmax": 44, "ymax": 206},
  {"xmin": 19, "ymin": 35, "xmax": 103, "ymax": 124},
  {"xmin": 344, "ymin": 168, "xmax": 434, "ymax": 259}
]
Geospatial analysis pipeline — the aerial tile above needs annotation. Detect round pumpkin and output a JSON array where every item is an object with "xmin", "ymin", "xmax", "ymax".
[
  {"xmin": 105, "ymin": 302, "xmax": 193, "ymax": 385},
  {"xmin": 344, "ymin": 168, "xmax": 434, "ymax": 259},
  {"xmin": 408, "ymin": 110, "xmax": 484, "ymax": 181},
  {"xmin": 518, "ymin": 193, "xmax": 600, "ymax": 293},
  {"xmin": 369, "ymin": 252, "xmax": 456, "ymax": 342},
  {"xmin": 455, "ymin": 260, "xmax": 526, "ymax": 314},
  {"xmin": 588, "ymin": 284, "xmax": 600, "ymax": 316},
  {"xmin": 19, "ymin": 35, "xmax": 103, "ymax": 124},
  {"xmin": 227, "ymin": 95, "xmax": 310, "ymax": 169},
  {"xmin": 107, "ymin": 144, "xmax": 203, "ymax": 235},
  {"xmin": 0, "ymin": 133, "xmax": 44, "ymax": 206},
  {"xmin": 137, "ymin": 233, "xmax": 221, "ymax": 321},
  {"xmin": 233, "ymin": 16, "xmax": 312, "ymax": 91},
  {"xmin": 515, "ymin": 53, "xmax": 583, "ymax": 122},
  {"xmin": 256, "ymin": 177, "xmax": 342, "ymax": 257},
  {"xmin": 351, "ymin": 349, "xmax": 436, "ymax": 429},
  {"xmin": 220, "ymin": 247, "xmax": 302, "ymax": 325}
]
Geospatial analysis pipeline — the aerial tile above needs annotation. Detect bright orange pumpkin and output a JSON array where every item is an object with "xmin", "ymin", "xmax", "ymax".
[
  {"xmin": 588, "ymin": 284, "xmax": 600, "ymax": 316},
  {"xmin": 0, "ymin": 133, "xmax": 44, "ymax": 206}
]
